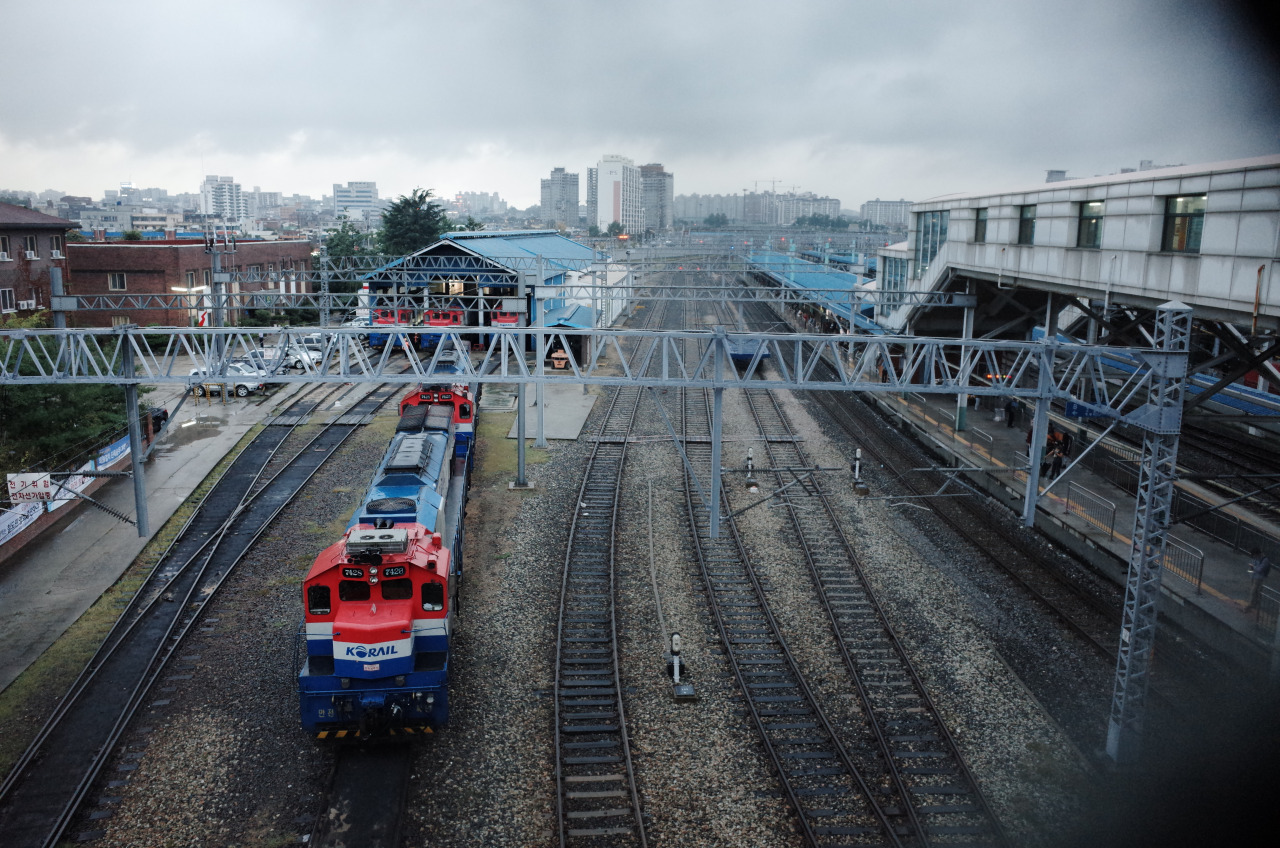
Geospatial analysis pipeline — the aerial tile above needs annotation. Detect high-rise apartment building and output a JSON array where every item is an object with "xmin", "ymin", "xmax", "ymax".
[
  {"xmin": 540, "ymin": 167, "xmax": 579, "ymax": 226},
  {"xmin": 640, "ymin": 164, "xmax": 674, "ymax": 231},
  {"xmin": 594, "ymin": 155, "xmax": 642, "ymax": 235},
  {"xmin": 333, "ymin": 181, "xmax": 380, "ymax": 215},
  {"xmin": 455, "ymin": 191, "xmax": 506, "ymax": 215},
  {"xmin": 586, "ymin": 168, "xmax": 598, "ymax": 230},
  {"xmin": 859, "ymin": 198, "xmax": 911, "ymax": 227},
  {"xmin": 199, "ymin": 175, "xmax": 247, "ymax": 223}
]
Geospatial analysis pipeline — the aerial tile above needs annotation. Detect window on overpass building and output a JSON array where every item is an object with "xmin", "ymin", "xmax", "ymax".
[
  {"xmin": 1017, "ymin": 205, "xmax": 1036, "ymax": 245},
  {"xmin": 1077, "ymin": 201, "xmax": 1104, "ymax": 249},
  {"xmin": 108, "ymin": 272, "xmax": 127, "ymax": 291},
  {"xmin": 973, "ymin": 208, "xmax": 988, "ymax": 243},
  {"xmin": 1162, "ymin": 195, "xmax": 1205, "ymax": 253},
  {"xmin": 912, "ymin": 210, "xmax": 948, "ymax": 278}
]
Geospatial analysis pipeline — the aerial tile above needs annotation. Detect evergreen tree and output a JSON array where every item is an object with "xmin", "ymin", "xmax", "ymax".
[
  {"xmin": 377, "ymin": 188, "xmax": 449, "ymax": 255},
  {"xmin": 324, "ymin": 217, "xmax": 367, "ymax": 258},
  {"xmin": 0, "ymin": 314, "xmax": 145, "ymax": 483}
]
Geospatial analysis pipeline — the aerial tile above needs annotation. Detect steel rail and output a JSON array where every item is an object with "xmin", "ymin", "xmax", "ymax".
[
  {"xmin": 552, "ymin": 301, "xmax": 664, "ymax": 847},
  {"xmin": 0, "ymin": 383, "xmax": 340, "ymax": 798},
  {"xmin": 309, "ymin": 745, "xmax": 413, "ymax": 848},
  {"xmin": 742, "ymin": 386, "xmax": 1010, "ymax": 847},
  {"xmin": 0, "ymin": 383, "xmax": 399, "ymax": 847},
  {"xmin": 674, "ymin": 324, "xmax": 902, "ymax": 847}
]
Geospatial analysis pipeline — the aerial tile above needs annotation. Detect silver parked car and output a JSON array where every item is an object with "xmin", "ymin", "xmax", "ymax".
[{"xmin": 189, "ymin": 362, "xmax": 267, "ymax": 397}]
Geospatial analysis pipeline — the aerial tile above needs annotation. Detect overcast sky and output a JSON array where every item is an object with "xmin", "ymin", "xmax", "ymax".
[{"xmin": 3, "ymin": 0, "xmax": 1276, "ymax": 209}]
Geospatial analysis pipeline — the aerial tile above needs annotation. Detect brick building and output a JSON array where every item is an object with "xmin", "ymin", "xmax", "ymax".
[
  {"xmin": 0, "ymin": 202, "xmax": 76, "ymax": 320},
  {"xmin": 65, "ymin": 237, "xmax": 314, "ymax": 327}
]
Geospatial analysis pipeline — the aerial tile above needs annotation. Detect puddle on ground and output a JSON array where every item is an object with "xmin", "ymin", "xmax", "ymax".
[{"xmin": 150, "ymin": 416, "xmax": 227, "ymax": 452}]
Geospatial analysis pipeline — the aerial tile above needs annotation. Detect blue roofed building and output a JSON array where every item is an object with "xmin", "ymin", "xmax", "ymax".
[{"xmin": 361, "ymin": 230, "xmax": 631, "ymax": 357}]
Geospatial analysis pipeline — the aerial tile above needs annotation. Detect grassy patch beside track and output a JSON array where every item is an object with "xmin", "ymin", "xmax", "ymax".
[
  {"xmin": 472, "ymin": 405, "xmax": 551, "ymax": 484},
  {"xmin": 0, "ymin": 425, "xmax": 264, "ymax": 781}
]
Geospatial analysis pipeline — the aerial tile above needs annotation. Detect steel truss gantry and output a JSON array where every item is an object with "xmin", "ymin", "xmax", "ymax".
[
  {"xmin": 1106, "ymin": 303, "xmax": 1189, "ymax": 765},
  {"xmin": 1, "ymin": 324, "xmax": 1173, "ymax": 414},
  {"xmin": 2, "ymin": 305, "xmax": 1191, "ymax": 767}
]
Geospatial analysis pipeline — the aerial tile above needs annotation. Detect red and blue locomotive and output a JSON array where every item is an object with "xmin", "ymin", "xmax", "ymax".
[{"xmin": 297, "ymin": 380, "xmax": 475, "ymax": 737}]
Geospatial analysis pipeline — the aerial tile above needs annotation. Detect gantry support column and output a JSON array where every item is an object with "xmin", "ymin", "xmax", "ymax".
[{"xmin": 1106, "ymin": 301, "xmax": 1191, "ymax": 765}]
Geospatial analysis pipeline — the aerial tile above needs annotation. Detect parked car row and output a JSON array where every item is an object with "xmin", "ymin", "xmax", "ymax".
[{"xmin": 186, "ymin": 325, "xmax": 377, "ymax": 397}]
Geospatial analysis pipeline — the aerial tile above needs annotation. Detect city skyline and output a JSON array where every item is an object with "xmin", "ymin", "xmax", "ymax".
[{"xmin": 2, "ymin": 1, "xmax": 1275, "ymax": 209}]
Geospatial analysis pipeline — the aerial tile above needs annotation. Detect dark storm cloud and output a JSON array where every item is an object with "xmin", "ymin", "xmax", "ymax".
[{"xmin": 3, "ymin": 0, "xmax": 1275, "ymax": 205}]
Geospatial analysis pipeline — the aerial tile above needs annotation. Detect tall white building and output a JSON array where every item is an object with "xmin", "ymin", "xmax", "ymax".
[
  {"xmin": 200, "ymin": 175, "xmax": 247, "ymax": 223},
  {"xmin": 586, "ymin": 168, "xmax": 598, "ymax": 229},
  {"xmin": 594, "ymin": 154, "xmax": 642, "ymax": 235},
  {"xmin": 333, "ymin": 181, "xmax": 380, "ymax": 216},
  {"xmin": 859, "ymin": 198, "xmax": 912, "ymax": 227}
]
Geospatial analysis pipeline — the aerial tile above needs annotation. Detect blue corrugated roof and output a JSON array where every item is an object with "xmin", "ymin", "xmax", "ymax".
[
  {"xmin": 362, "ymin": 231, "xmax": 597, "ymax": 285},
  {"xmin": 449, "ymin": 231, "xmax": 596, "ymax": 276},
  {"xmin": 542, "ymin": 304, "xmax": 596, "ymax": 328},
  {"xmin": 749, "ymin": 251, "xmax": 887, "ymax": 334}
]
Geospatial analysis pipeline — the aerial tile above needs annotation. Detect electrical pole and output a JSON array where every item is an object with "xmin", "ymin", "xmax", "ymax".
[{"xmin": 1106, "ymin": 301, "xmax": 1190, "ymax": 765}]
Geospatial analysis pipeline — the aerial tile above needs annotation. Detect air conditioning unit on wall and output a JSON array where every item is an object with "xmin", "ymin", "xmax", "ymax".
[
  {"xmin": 17, "ymin": 300, "xmax": 35, "ymax": 310},
  {"xmin": 50, "ymin": 250, "xmax": 64, "ymax": 259},
  {"xmin": 24, "ymin": 251, "xmax": 37, "ymax": 260},
  {"xmin": 0, "ymin": 251, "xmax": 9, "ymax": 261}
]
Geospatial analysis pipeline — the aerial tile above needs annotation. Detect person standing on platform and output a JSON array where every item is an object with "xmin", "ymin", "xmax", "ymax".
[
  {"xmin": 1048, "ymin": 445, "xmax": 1065, "ymax": 479},
  {"xmin": 1004, "ymin": 398, "xmax": 1019, "ymax": 428},
  {"xmin": 1246, "ymin": 548, "xmax": 1272, "ymax": 614}
]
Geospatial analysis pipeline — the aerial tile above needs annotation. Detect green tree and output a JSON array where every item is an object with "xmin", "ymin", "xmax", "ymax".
[
  {"xmin": 377, "ymin": 188, "xmax": 449, "ymax": 255},
  {"xmin": 606, "ymin": 221, "xmax": 624, "ymax": 237},
  {"xmin": 587, "ymin": 224, "xmax": 601, "ymax": 237},
  {"xmin": 0, "ymin": 314, "xmax": 146, "ymax": 484},
  {"xmin": 704, "ymin": 213, "xmax": 729, "ymax": 227},
  {"xmin": 324, "ymin": 217, "xmax": 366, "ymax": 258},
  {"xmin": 66, "ymin": 229, "xmax": 88, "ymax": 243},
  {"xmin": 448, "ymin": 215, "xmax": 484, "ymax": 232},
  {"xmin": 122, "ymin": 229, "xmax": 143, "ymax": 241}
]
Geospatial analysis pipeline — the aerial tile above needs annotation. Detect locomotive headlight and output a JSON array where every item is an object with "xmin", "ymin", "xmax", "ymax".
[
  {"xmin": 340, "ymin": 678, "xmax": 350, "ymax": 689},
  {"xmin": 370, "ymin": 577, "xmax": 379, "ymax": 584},
  {"xmin": 369, "ymin": 567, "xmax": 378, "ymax": 576},
  {"xmin": 396, "ymin": 675, "xmax": 406, "ymax": 686}
]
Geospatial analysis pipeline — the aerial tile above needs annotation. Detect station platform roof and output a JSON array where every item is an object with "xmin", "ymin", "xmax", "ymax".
[
  {"xmin": 542, "ymin": 303, "xmax": 596, "ymax": 329},
  {"xmin": 447, "ymin": 231, "xmax": 597, "ymax": 274},
  {"xmin": 748, "ymin": 251, "xmax": 888, "ymax": 334},
  {"xmin": 363, "ymin": 231, "xmax": 598, "ymax": 287}
]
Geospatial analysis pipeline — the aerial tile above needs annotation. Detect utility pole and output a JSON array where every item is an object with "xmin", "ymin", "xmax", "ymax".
[
  {"xmin": 1106, "ymin": 301, "xmax": 1190, "ymax": 765},
  {"xmin": 121, "ymin": 330, "xmax": 148, "ymax": 537}
]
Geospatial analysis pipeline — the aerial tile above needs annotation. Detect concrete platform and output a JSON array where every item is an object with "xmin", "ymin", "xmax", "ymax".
[
  {"xmin": 0, "ymin": 381, "xmax": 305, "ymax": 693},
  {"xmin": 503, "ymin": 383, "xmax": 598, "ymax": 441},
  {"xmin": 870, "ymin": 390, "xmax": 1280, "ymax": 672}
]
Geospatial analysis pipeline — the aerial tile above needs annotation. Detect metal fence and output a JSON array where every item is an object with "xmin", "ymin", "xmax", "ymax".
[
  {"xmin": 1077, "ymin": 437, "xmax": 1280, "ymax": 562},
  {"xmin": 1066, "ymin": 482, "xmax": 1117, "ymax": 539},
  {"xmin": 1161, "ymin": 535, "xmax": 1207, "ymax": 594}
]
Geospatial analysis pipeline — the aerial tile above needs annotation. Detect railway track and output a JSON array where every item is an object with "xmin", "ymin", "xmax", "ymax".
[
  {"xmin": 0, "ymin": 382, "xmax": 399, "ymax": 848},
  {"xmin": 552, "ymin": 300, "xmax": 668, "ymax": 847},
  {"xmin": 309, "ymin": 745, "xmax": 413, "ymax": 848},
  {"xmin": 739, "ymin": 387, "xmax": 1008, "ymax": 846},
  {"xmin": 677, "ymin": 375, "xmax": 906, "ymax": 846}
]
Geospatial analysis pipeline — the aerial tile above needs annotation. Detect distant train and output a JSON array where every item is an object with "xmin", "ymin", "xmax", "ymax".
[
  {"xmin": 367, "ymin": 306, "xmax": 467, "ymax": 352},
  {"xmin": 297, "ymin": 377, "xmax": 476, "ymax": 738}
]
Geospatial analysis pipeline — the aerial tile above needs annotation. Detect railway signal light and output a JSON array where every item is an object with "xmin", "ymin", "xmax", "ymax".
[{"xmin": 852, "ymin": 448, "xmax": 870, "ymax": 497}]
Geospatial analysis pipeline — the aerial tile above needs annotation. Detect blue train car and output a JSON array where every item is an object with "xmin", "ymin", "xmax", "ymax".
[{"xmin": 297, "ymin": 384, "xmax": 475, "ymax": 738}]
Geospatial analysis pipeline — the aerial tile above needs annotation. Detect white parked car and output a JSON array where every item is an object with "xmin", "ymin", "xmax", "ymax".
[
  {"xmin": 339, "ymin": 319, "xmax": 369, "ymax": 343},
  {"xmin": 268, "ymin": 342, "xmax": 319, "ymax": 370},
  {"xmin": 189, "ymin": 363, "xmax": 267, "ymax": 397}
]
